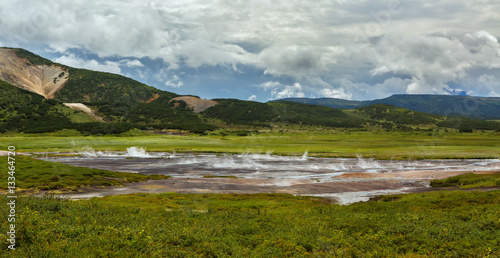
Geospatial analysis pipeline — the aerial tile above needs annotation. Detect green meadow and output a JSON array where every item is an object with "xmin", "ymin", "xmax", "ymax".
[
  {"xmin": 1, "ymin": 130, "xmax": 500, "ymax": 159},
  {"xmin": 0, "ymin": 156, "xmax": 167, "ymax": 192},
  {"xmin": 0, "ymin": 191, "xmax": 498, "ymax": 257},
  {"xmin": 1, "ymin": 131, "xmax": 499, "ymax": 257}
]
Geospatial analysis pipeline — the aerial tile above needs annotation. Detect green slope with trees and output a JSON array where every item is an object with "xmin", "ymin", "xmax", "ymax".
[
  {"xmin": 352, "ymin": 104, "xmax": 444, "ymax": 125},
  {"xmin": 0, "ymin": 80, "xmax": 74, "ymax": 133},
  {"xmin": 278, "ymin": 94, "xmax": 500, "ymax": 120},
  {"xmin": 368, "ymin": 94, "xmax": 500, "ymax": 119},
  {"xmin": 202, "ymin": 100, "xmax": 366, "ymax": 128},
  {"xmin": 277, "ymin": 97, "xmax": 363, "ymax": 109},
  {"xmin": 2, "ymin": 48, "xmax": 500, "ymax": 134},
  {"xmin": 1, "ymin": 48, "xmax": 214, "ymax": 133}
]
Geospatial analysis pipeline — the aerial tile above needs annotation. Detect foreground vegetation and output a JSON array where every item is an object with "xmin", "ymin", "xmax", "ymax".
[
  {"xmin": 431, "ymin": 173, "xmax": 500, "ymax": 189},
  {"xmin": 0, "ymin": 156, "xmax": 167, "ymax": 191},
  {"xmin": 0, "ymin": 191, "xmax": 498, "ymax": 257},
  {"xmin": 1, "ymin": 130, "xmax": 500, "ymax": 159}
]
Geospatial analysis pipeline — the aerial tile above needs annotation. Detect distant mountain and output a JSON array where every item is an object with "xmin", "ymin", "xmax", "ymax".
[
  {"xmin": 1, "ymin": 47, "xmax": 177, "ymax": 104},
  {"xmin": 0, "ymin": 47, "xmax": 213, "ymax": 133},
  {"xmin": 203, "ymin": 99, "xmax": 367, "ymax": 128},
  {"xmin": 352, "ymin": 104, "xmax": 444, "ymax": 125},
  {"xmin": 1, "ymin": 47, "xmax": 499, "ymax": 134},
  {"xmin": 275, "ymin": 98, "xmax": 362, "ymax": 109},
  {"xmin": 367, "ymin": 94, "xmax": 500, "ymax": 120},
  {"xmin": 276, "ymin": 94, "xmax": 500, "ymax": 120}
]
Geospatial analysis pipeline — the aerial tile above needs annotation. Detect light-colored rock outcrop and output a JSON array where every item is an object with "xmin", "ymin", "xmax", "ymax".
[
  {"xmin": 170, "ymin": 96, "xmax": 218, "ymax": 113},
  {"xmin": 63, "ymin": 103, "xmax": 105, "ymax": 122},
  {"xmin": 0, "ymin": 48, "xmax": 68, "ymax": 99}
]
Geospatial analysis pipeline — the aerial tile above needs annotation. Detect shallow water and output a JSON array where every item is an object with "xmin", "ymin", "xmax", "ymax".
[
  {"xmin": 41, "ymin": 147, "xmax": 500, "ymax": 204},
  {"xmin": 42, "ymin": 148, "xmax": 500, "ymax": 179},
  {"xmin": 302, "ymin": 187, "xmax": 415, "ymax": 205}
]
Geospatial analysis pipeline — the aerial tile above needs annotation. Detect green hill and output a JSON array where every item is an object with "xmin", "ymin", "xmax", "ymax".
[
  {"xmin": 0, "ymin": 48, "xmax": 218, "ymax": 133},
  {"xmin": 353, "ymin": 104, "xmax": 444, "ymax": 125},
  {"xmin": 2, "ymin": 47, "xmax": 500, "ymax": 134},
  {"xmin": 275, "ymin": 97, "xmax": 362, "ymax": 109},
  {"xmin": 9, "ymin": 47, "xmax": 177, "ymax": 112},
  {"xmin": 278, "ymin": 94, "xmax": 500, "ymax": 120},
  {"xmin": 0, "ymin": 76, "xmax": 215, "ymax": 134},
  {"xmin": 367, "ymin": 94, "xmax": 500, "ymax": 119},
  {"xmin": 0, "ymin": 80, "xmax": 74, "ymax": 133},
  {"xmin": 203, "ymin": 100, "xmax": 366, "ymax": 128}
]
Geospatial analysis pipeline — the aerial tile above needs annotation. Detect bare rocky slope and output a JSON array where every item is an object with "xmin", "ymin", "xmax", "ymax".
[
  {"xmin": 0, "ymin": 48, "xmax": 104, "ymax": 120},
  {"xmin": 0, "ymin": 48, "xmax": 218, "ymax": 133},
  {"xmin": 63, "ymin": 103, "xmax": 105, "ymax": 122},
  {"xmin": 0, "ymin": 48, "xmax": 68, "ymax": 99},
  {"xmin": 2, "ymin": 47, "xmax": 499, "ymax": 135},
  {"xmin": 171, "ymin": 96, "xmax": 218, "ymax": 113}
]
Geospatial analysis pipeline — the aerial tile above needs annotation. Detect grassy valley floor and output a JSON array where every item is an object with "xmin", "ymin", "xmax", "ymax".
[
  {"xmin": 1, "ymin": 131, "xmax": 500, "ymax": 159},
  {"xmin": 1, "ymin": 131, "xmax": 499, "ymax": 256},
  {"xmin": 0, "ymin": 191, "xmax": 499, "ymax": 257}
]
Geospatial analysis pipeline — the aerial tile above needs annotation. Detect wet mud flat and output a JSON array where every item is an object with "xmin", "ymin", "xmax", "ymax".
[{"xmin": 41, "ymin": 150, "xmax": 500, "ymax": 204}]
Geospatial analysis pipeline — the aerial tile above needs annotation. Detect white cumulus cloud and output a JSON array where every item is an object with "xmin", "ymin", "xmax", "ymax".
[
  {"xmin": 2, "ymin": 0, "xmax": 500, "ymax": 100},
  {"xmin": 364, "ymin": 31, "xmax": 500, "ymax": 95},
  {"xmin": 54, "ymin": 54, "xmax": 122, "ymax": 74},
  {"xmin": 320, "ymin": 88, "xmax": 352, "ymax": 100},
  {"xmin": 164, "ymin": 74, "xmax": 183, "ymax": 88},
  {"xmin": 123, "ymin": 59, "xmax": 144, "ymax": 68},
  {"xmin": 260, "ymin": 81, "xmax": 305, "ymax": 100}
]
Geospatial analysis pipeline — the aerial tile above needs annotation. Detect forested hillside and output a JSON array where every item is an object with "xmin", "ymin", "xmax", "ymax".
[
  {"xmin": 1, "ymin": 48, "xmax": 500, "ymax": 134},
  {"xmin": 278, "ymin": 94, "xmax": 500, "ymax": 120}
]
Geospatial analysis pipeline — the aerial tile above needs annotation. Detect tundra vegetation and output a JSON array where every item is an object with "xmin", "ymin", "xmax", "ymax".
[{"xmin": 0, "ymin": 191, "xmax": 498, "ymax": 257}]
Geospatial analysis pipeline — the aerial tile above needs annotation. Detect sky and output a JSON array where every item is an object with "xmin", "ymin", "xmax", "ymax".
[{"xmin": 1, "ymin": 0, "xmax": 500, "ymax": 102}]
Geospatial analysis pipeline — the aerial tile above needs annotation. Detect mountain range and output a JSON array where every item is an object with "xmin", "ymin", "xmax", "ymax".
[
  {"xmin": 0, "ymin": 47, "xmax": 499, "ymax": 134},
  {"xmin": 276, "ymin": 94, "xmax": 500, "ymax": 120}
]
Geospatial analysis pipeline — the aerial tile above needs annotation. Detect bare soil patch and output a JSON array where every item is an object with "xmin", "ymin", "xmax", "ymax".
[
  {"xmin": 171, "ymin": 96, "xmax": 217, "ymax": 113},
  {"xmin": 0, "ymin": 48, "xmax": 68, "ymax": 98},
  {"xmin": 63, "ymin": 103, "xmax": 105, "ymax": 122}
]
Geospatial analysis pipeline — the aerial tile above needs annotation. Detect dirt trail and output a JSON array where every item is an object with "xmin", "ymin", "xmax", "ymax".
[{"xmin": 0, "ymin": 49, "xmax": 68, "ymax": 99}]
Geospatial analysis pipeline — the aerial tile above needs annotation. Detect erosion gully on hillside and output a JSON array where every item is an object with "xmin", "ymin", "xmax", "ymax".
[{"xmin": 38, "ymin": 147, "xmax": 500, "ymax": 204}]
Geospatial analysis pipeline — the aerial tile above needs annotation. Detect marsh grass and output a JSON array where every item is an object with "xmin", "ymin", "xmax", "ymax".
[{"xmin": 1, "ymin": 131, "xmax": 500, "ymax": 160}]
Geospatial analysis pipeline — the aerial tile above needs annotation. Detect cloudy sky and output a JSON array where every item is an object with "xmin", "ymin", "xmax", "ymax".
[{"xmin": 1, "ymin": 0, "xmax": 500, "ymax": 101}]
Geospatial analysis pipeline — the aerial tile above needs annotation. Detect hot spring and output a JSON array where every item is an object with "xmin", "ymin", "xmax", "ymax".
[{"xmin": 41, "ymin": 147, "xmax": 500, "ymax": 204}]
